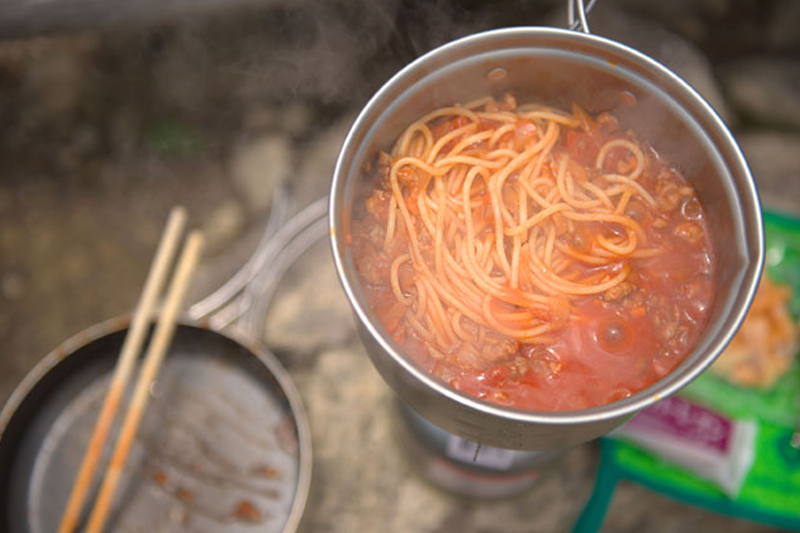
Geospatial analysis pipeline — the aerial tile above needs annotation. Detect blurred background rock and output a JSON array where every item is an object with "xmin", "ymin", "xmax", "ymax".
[{"xmin": 0, "ymin": 0, "xmax": 795, "ymax": 531}]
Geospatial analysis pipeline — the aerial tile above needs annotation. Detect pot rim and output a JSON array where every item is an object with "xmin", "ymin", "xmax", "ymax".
[{"xmin": 330, "ymin": 26, "xmax": 764, "ymax": 427}]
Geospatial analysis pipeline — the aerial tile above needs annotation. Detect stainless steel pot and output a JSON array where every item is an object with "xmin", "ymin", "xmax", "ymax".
[{"xmin": 329, "ymin": 26, "xmax": 764, "ymax": 450}]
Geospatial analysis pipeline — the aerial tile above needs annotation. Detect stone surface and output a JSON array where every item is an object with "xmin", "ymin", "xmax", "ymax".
[
  {"xmin": 610, "ymin": 0, "xmax": 728, "ymax": 43},
  {"xmin": 293, "ymin": 344, "xmax": 452, "ymax": 532},
  {"xmin": 201, "ymin": 199, "xmax": 246, "ymax": 253},
  {"xmin": 0, "ymin": 0, "xmax": 283, "ymax": 37},
  {"xmin": 152, "ymin": 35, "xmax": 213, "ymax": 115},
  {"xmin": 231, "ymin": 134, "xmax": 293, "ymax": 212},
  {"xmin": 279, "ymin": 102, "xmax": 314, "ymax": 139},
  {"xmin": 264, "ymin": 240, "xmax": 356, "ymax": 359},
  {"xmin": 767, "ymin": 0, "xmax": 800, "ymax": 51},
  {"xmin": 290, "ymin": 113, "xmax": 357, "ymax": 207},
  {"xmin": 738, "ymin": 132, "xmax": 800, "ymax": 213},
  {"xmin": 588, "ymin": 5, "xmax": 733, "ymax": 125},
  {"xmin": 1, "ymin": 272, "xmax": 25, "ymax": 301},
  {"xmin": 604, "ymin": 480, "xmax": 775, "ymax": 533},
  {"xmin": 719, "ymin": 57, "xmax": 800, "ymax": 130},
  {"xmin": 220, "ymin": 0, "xmax": 403, "ymax": 106},
  {"xmin": 22, "ymin": 52, "xmax": 87, "ymax": 116}
]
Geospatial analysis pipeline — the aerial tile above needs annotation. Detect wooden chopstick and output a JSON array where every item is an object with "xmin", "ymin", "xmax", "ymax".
[
  {"xmin": 57, "ymin": 206, "xmax": 188, "ymax": 533},
  {"xmin": 85, "ymin": 230, "xmax": 204, "ymax": 533}
]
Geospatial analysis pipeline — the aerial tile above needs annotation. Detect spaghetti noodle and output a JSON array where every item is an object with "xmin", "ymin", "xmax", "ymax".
[{"xmin": 352, "ymin": 94, "xmax": 715, "ymax": 411}]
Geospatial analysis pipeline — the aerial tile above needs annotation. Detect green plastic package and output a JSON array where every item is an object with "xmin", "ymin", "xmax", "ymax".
[{"xmin": 575, "ymin": 211, "xmax": 800, "ymax": 532}]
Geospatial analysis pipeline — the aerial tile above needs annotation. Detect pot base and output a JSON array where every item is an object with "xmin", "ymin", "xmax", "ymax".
[{"xmin": 395, "ymin": 401, "xmax": 562, "ymax": 499}]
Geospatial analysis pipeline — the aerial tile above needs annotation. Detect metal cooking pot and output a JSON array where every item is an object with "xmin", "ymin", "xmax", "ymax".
[{"xmin": 329, "ymin": 26, "xmax": 764, "ymax": 450}]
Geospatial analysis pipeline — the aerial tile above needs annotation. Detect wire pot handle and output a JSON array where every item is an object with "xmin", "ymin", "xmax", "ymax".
[
  {"xmin": 568, "ymin": 0, "xmax": 598, "ymax": 34},
  {"xmin": 188, "ymin": 192, "xmax": 328, "ymax": 337}
]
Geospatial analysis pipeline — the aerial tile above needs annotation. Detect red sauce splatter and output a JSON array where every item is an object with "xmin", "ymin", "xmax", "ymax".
[
  {"xmin": 176, "ymin": 487, "xmax": 193, "ymax": 503},
  {"xmin": 234, "ymin": 500, "xmax": 262, "ymax": 523},
  {"xmin": 251, "ymin": 465, "xmax": 281, "ymax": 480}
]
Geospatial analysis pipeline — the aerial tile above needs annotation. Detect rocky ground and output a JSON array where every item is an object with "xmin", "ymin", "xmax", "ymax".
[{"xmin": 0, "ymin": 0, "xmax": 797, "ymax": 531}]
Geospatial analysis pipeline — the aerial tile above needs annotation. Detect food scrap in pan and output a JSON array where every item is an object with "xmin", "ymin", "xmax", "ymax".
[
  {"xmin": 233, "ymin": 500, "xmax": 263, "ymax": 523},
  {"xmin": 711, "ymin": 273, "xmax": 798, "ymax": 388}
]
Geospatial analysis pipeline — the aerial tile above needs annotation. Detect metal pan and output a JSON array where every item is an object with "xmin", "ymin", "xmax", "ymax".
[
  {"xmin": 0, "ymin": 318, "xmax": 311, "ymax": 532},
  {"xmin": 0, "ymin": 197, "xmax": 328, "ymax": 532}
]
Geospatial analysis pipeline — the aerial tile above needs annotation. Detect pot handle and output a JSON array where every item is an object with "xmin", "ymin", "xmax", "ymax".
[
  {"xmin": 188, "ymin": 193, "xmax": 328, "ymax": 338},
  {"xmin": 567, "ymin": 0, "xmax": 598, "ymax": 34}
]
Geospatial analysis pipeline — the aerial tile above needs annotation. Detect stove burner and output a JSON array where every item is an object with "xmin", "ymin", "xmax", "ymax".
[{"xmin": 395, "ymin": 401, "xmax": 563, "ymax": 499}]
